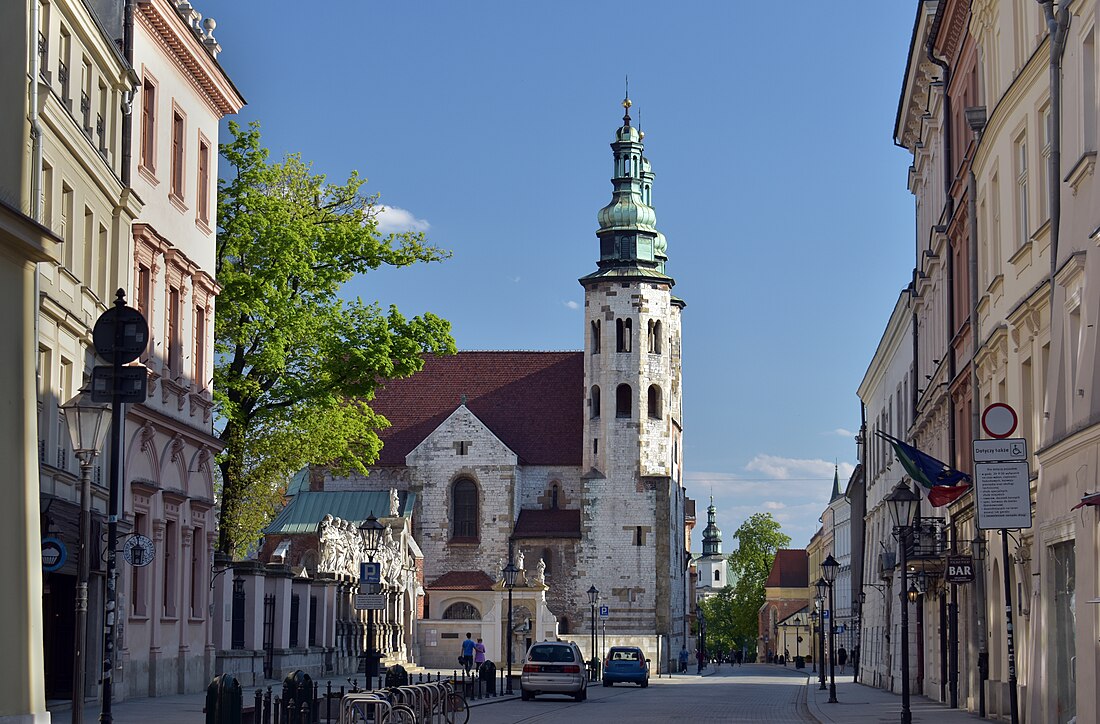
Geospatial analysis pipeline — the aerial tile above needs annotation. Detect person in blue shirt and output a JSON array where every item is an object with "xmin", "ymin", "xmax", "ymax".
[{"xmin": 461, "ymin": 632, "xmax": 476, "ymax": 675}]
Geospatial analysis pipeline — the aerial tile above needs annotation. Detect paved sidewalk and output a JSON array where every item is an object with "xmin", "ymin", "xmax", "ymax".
[{"xmin": 805, "ymin": 671, "xmax": 983, "ymax": 723}]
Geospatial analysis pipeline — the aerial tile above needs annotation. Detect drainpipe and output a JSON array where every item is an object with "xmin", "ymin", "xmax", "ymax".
[
  {"xmin": 1039, "ymin": 1, "xmax": 1070, "ymax": 328},
  {"xmin": 121, "ymin": 0, "xmax": 135, "ymax": 185},
  {"xmin": 31, "ymin": 0, "xmax": 44, "ymax": 381},
  {"xmin": 964, "ymin": 104, "xmax": 988, "ymax": 717}
]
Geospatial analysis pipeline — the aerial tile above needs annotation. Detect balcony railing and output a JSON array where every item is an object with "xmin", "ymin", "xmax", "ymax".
[{"xmin": 907, "ymin": 517, "xmax": 948, "ymax": 559}]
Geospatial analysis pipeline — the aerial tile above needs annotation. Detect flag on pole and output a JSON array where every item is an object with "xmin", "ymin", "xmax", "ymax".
[
  {"xmin": 1070, "ymin": 492, "xmax": 1100, "ymax": 511},
  {"xmin": 876, "ymin": 432, "xmax": 971, "ymax": 507}
]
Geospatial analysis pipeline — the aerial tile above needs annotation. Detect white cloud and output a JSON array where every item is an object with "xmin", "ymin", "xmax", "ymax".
[
  {"xmin": 375, "ymin": 205, "xmax": 430, "ymax": 234},
  {"xmin": 832, "ymin": 428, "xmax": 855, "ymax": 438},
  {"xmin": 744, "ymin": 454, "xmax": 854, "ymax": 481},
  {"xmin": 564, "ymin": 300, "xmax": 580, "ymax": 310},
  {"xmin": 763, "ymin": 500, "xmax": 787, "ymax": 510}
]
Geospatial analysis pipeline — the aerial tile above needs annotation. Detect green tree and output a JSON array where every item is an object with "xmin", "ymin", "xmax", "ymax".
[
  {"xmin": 725, "ymin": 512, "xmax": 792, "ymax": 654},
  {"xmin": 214, "ymin": 121, "xmax": 456, "ymax": 555},
  {"xmin": 698, "ymin": 587, "xmax": 737, "ymax": 656}
]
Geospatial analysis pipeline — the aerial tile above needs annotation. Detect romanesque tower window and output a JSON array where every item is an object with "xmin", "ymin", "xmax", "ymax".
[
  {"xmin": 590, "ymin": 386, "xmax": 601, "ymax": 419},
  {"xmin": 550, "ymin": 484, "xmax": 559, "ymax": 508},
  {"xmin": 648, "ymin": 385, "xmax": 662, "ymax": 419},
  {"xmin": 451, "ymin": 478, "xmax": 478, "ymax": 541},
  {"xmin": 616, "ymin": 384, "xmax": 632, "ymax": 418},
  {"xmin": 616, "ymin": 318, "xmax": 632, "ymax": 352},
  {"xmin": 591, "ymin": 320, "xmax": 600, "ymax": 354},
  {"xmin": 647, "ymin": 320, "xmax": 664, "ymax": 353}
]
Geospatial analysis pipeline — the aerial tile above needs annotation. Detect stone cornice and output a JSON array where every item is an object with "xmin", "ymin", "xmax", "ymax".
[{"xmin": 137, "ymin": 0, "xmax": 245, "ymax": 117}]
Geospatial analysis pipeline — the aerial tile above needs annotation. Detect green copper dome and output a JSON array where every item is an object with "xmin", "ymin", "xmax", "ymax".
[
  {"xmin": 581, "ymin": 97, "xmax": 674, "ymax": 286},
  {"xmin": 702, "ymin": 497, "xmax": 722, "ymax": 557}
]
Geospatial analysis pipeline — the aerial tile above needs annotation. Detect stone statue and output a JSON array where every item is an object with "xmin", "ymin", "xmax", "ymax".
[
  {"xmin": 516, "ymin": 550, "xmax": 524, "ymax": 571},
  {"xmin": 389, "ymin": 488, "xmax": 400, "ymax": 517},
  {"xmin": 535, "ymin": 557, "xmax": 546, "ymax": 583}
]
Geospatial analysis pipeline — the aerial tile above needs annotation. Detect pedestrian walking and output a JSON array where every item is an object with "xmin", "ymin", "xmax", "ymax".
[
  {"xmin": 838, "ymin": 646, "xmax": 848, "ymax": 673},
  {"xmin": 460, "ymin": 632, "xmax": 476, "ymax": 675},
  {"xmin": 678, "ymin": 645, "xmax": 690, "ymax": 673},
  {"xmin": 474, "ymin": 638, "xmax": 486, "ymax": 667}
]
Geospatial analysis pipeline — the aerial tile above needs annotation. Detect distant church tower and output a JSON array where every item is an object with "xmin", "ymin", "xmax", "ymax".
[
  {"xmin": 696, "ymin": 498, "xmax": 729, "ymax": 598},
  {"xmin": 577, "ymin": 95, "xmax": 688, "ymax": 655}
]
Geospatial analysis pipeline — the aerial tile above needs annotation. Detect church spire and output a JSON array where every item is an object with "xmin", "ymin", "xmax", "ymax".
[
  {"xmin": 702, "ymin": 497, "xmax": 722, "ymax": 556},
  {"xmin": 580, "ymin": 96, "xmax": 672, "ymax": 286},
  {"xmin": 830, "ymin": 465, "xmax": 843, "ymax": 503}
]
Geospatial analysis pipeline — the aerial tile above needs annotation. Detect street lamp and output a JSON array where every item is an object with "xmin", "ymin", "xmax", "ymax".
[
  {"xmin": 887, "ymin": 481, "xmax": 920, "ymax": 724},
  {"xmin": 814, "ymin": 583, "xmax": 827, "ymax": 691},
  {"xmin": 503, "ymin": 560, "xmax": 518, "ymax": 693},
  {"xmin": 359, "ymin": 514, "xmax": 384, "ymax": 687},
  {"xmin": 822, "ymin": 555, "xmax": 840, "ymax": 703},
  {"xmin": 587, "ymin": 586, "xmax": 600, "ymax": 678},
  {"xmin": 809, "ymin": 609, "xmax": 818, "ymax": 673},
  {"xmin": 61, "ymin": 388, "xmax": 111, "ymax": 724}
]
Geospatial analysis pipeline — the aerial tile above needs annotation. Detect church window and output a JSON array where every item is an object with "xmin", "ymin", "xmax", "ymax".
[
  {"xmin": 591, "ymin": 320, "xmax": 600, "ymax": 354},
  {"xmin": 442, "ymin": 602, "xmax": 481, "ymax": 620},
  {"xmin": 714, "ymin": 570, "xmax": 720, "ymax": 582},
  {"xmin": 590, "ymin": 386, "xmax": 601, "ymax": 419},
  {"xmin": 616, "ymin": 384, "xmax": 632, "ymax": 418},
  {"xmin": 654, "ymin": 321, "xmax": 663, "ymax": 353},
  {"xmin": 616, "ymin": 318, "xmax": 632, "ymax": 352},
  {"xmin": 634, "ymin": 526, "xmax": 643, "ymax": 545},
  {"xmin": 648, "ymin": 385, "xmax": 662, "ymax": 419},
  {"xmin": 644, "ymin": 184, "xmax": 651, "ymax": 205},
  {"xmin": 451, "ymin": 479, "xmax": 478, "ymax": 541},
  {"xmin": 593, "ymin": 438, "xmax": 598, "ymax": 455},
  {"xmin": 542, "ymin": 548, "xmax": 553, "ymax": 577},
  {"xmin": 550, "ymin": 484, "xmax": 559, "ymax": 509}
]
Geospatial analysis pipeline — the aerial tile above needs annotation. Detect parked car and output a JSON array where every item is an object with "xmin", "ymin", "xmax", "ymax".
[
  {"xmin": 520, "ymin": 640, "xmax": 587, "ymax": 701},
  {"xmin": 602, "ymin": 646, "xmax": 649, "ymax": 687}
]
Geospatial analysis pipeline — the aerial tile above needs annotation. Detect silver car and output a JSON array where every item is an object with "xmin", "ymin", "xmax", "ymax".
[{"xmin": 520, "ymin": 640, "xmax": 587, "ymax": 701}]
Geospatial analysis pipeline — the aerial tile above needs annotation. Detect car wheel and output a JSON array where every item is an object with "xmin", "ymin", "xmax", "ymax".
[
  {"xmin": 640, "ymin": 679, "xmax": 648, "ymax": 688},
  {"xmin": 521, "ymin": 690, "xmax": 533, "ymax": 701},
  {"xmin": 574, "ymin": 687, "xmax": 587, "ymax": 702},
  {"xmin": 602, "ymin": 679, "xmax": 611, "ymax": 687}
]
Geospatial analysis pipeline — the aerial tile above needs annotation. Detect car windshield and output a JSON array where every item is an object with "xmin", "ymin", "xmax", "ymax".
[
  {"xmin": 609, "ymin": 649, "xmax": 640, "ymax": 661},
  {"xmin": 528, "ymin": 645, "xmax": 576, "ymax": 663}
]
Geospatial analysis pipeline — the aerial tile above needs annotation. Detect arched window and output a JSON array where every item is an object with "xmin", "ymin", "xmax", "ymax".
[
  {"xmin": 647, "ymin": 320, "xmax": 655, "ymax": 353},
  {"xmin": 550, "ymin": 484, "xmax": 559, "ymax": 509},
  {"xmin": 442, "ymin": 602, "xmax": 481, "ymax": 620},
  {"xmin": 591, "ymin": 320, "xmax": 600, "ymax": 354},
  {"xmin": 654, "ymin": 321, "xmax": 663, "ymax": 353},
  {"xmin": 616, "ymin": 384, "xmax": 632, "ymax": 418},
  {"xmin": 714, "ymin": 569, "xmax": 721, "ymax": 582},
  {"xmin": 590, "ymin": 386, "xmax": 601, "ymax": 419},
  {"xmin": 616, "ymin": 318, "xmax": 632, "ymax": 352},
  {"xmin": 542, "ymin": 548, "xmax": 553, "ymax": 577},
  {"xmin": 451, "ymin": 478, "xmax": 478, "ymax": 540},
  {"xmin": 648, "ymin": 385, "xmax": 661, "ymax": 419}
]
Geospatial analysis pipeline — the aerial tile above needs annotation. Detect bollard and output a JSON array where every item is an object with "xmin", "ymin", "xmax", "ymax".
[
  {"xmin": 262, "ymin": 688, "xmax": 272, "ymax": 724},
  {"xmin": 478, "ymin": 661, "xmax": 496, "ymax": 697},
  {"xmin": 273, "ymin": 696, "xmax": 281, "ymax": 724},
  {"xmin": 325, "ymin": 681, "xmax": 332, "ymax": 724},
  {"xmin": 255, "ymin": 688, "xmax": 263, "ymax": 723},
  {"xmin": 206, "ymin": 674, "xmax": 243, "ymax": 724}
]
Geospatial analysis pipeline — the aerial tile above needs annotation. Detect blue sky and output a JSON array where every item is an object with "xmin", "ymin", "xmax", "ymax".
[{"xmin": 206, "ymin": 1, "xmax": 917, "ymax": 551}]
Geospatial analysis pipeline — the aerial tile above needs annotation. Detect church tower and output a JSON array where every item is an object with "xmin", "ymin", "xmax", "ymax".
[
  {"xmin": 696, "ymin": 498, "xmax": 729, "ymax": 596},
  {"xmin": 577, "ymin": 96, "xmax": 687, "ymax": 666}
]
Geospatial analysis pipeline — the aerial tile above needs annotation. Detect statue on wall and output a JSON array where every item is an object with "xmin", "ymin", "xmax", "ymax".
[
  {"xmin": 516, "ymin": 550, "xmax": 524, "ymax": 571},
  {"xmin": 535, "ymin": 557, "xmax": 546, "ymax": 584},
  {"xmin": 389, "ymin": 488, "xmax": 400, "ymax": 517}
]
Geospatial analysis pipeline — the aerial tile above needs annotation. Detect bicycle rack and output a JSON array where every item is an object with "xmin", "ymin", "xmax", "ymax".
[{"xmin": 339, "ymin": 693, "xmax": 392, "ymax": 724}]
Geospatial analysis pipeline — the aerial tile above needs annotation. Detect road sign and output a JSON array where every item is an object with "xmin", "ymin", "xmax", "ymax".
[
  {"xmin": 91, "ymin": 365, "xmax": 148, "ymax": 403},
  {"xmin": 822, "ymin": 610, "xmax": 829, "ymax": 619},
  {"xmin": 42, "ymin": 537, "xmax": 67, "ymax": 572},
  {"xmin": 599, "ymin": 605, "xmax": 609, "ymax": 619},
  {"xmin": 975, "ymin": 460, "xmax": 1033, "ymax": 530},
  {"xmin": 981, "ymin": 403, "xmax": 1018, "ymax": 439},
  {"xmin": 360, "ymin": 561, "xmax": 381, "ymax": 585},
  {"xmin": 355, "ymin": 594, "xmax": 386, "ymax": 610},
  {"xmin": 123, "ymin": 535, "xmax": 155, "ymax": 567},
  {"xmin": 93, "ymin": 303, "xmax": 149, "ymax": 364},
  {"xmin": 973, "ymin": 438, "xmax": 1028, "ymax": 463},
  {"xmin": 946, "ymin": 555, "xmax": 975, "ymax": 583}
]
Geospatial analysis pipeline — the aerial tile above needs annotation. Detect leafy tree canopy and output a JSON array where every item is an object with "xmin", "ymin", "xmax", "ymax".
[
  {"xmin": 723, "ymin": 513, "xmax": 792, "ymax": 654},
  {"xmin": 214, "ymin": 121, "xmax": 456, "ymax": 555}
]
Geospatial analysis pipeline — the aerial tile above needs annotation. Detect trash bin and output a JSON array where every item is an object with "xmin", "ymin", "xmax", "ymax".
[
  {"xmin": 385, "ymin": 664, "xmax": 409, "ymax": 688},
  {"xmin": 795, "ymin": 656, "xmax": 805, "ymax": 669},
  {"xmin": 281, "ymin": 670, "xmax": 313, "ymax": 720},
  {"xmin": 478, "ymin": 661, "xmax": 496, "ymax": 695},
  {"xmin": 206, "ymin": 674, "xmax": 242, "ymax": 724}
]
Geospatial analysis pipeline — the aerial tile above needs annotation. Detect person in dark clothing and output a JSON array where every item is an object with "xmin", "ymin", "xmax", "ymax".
[{"xmin": 838, "ymin": 646, "xmax": 848, "ymax": 673}]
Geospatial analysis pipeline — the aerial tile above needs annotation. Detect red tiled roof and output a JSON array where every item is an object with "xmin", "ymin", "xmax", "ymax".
[
  {"xmin": 426, "ymin": 570, "xmax": 497, "ymax": 591},
  {"xmin": 765, "ymin": 549, "xmax": 809, "ymax": 588},
  {"xmin": 512, "ymin": 508, "xmax": 582, "ymax": 539},
  {"xmin": 369, "ymin": 352, "xmax": 584, "ymax": 466}
]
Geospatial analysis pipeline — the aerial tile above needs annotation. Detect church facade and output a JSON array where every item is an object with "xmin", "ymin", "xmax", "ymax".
[{"xmin": 309, "ymin": 98, "xmax": 692, "ymax": 672}]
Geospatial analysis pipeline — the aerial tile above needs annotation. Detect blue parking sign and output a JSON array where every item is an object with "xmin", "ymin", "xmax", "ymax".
[
  {"xmin": 361, "ymin": 561, "xmax": 381, "ymax": 584},
  {"xmin": 599, "ymin": 605, "xmax": 610, "ymax": 619}
]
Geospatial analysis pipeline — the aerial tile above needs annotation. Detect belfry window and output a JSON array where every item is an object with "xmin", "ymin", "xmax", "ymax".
[
  {"xmin": 616, "ymin": 318, "xmax": 632, "ymax": 353},
  {"xmin": 616, "ymin": 384, "xmax": 632, "ymax": 418},
  {"xmin": 590, "ymin": 386, "xmax": 600, "ymax": 418},
  {"xmin": 591, "ymin": 320, "xmax": 600, "ymax": 354},
  {"xmin": 648, "ymin": 385, "xmax": 662, "ymax": 419}
]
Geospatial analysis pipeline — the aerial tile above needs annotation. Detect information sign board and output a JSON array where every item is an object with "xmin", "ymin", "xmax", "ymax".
[
  {"xmin": 973, "ymin": 438, "xmax": 1028, "ymax": 463},
  {"xmin": 599, "ymin": 605, "xmax": 609, "ymax": 619},
  {"xmin": 354, "ymin": 594, "xmax": 386, "ymax": 610},
  {"xmin": 975, "ymin": 461, "xmax": 1033, "ymax": 530},
  {"xmin": 946, "ymin": 555, "xmax": 975, "ymax": 583}
]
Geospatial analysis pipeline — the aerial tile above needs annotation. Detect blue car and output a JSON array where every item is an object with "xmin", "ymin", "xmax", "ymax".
[{"xmin": 602, "ymin": 646, "xmax": 649, "ymax": 687}]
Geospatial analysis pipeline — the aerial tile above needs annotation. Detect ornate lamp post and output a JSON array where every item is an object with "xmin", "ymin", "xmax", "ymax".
[
  {"xmin": 359, "ymin": 514, "xmax": 384, "ymax": 686},
  {"xmin": 887, "ymin": 481, "xmax": 920, "ymax": 724},
  {"xmin": 60, "ymin": 389, "xmax": 111, "ymax": 724},
  {"xmin": 809, "ymin": 609, "xmax": 818, "ymax": 674},
  {"xmin": 503, "ymin": 560, "xmax": 518, "ymax": 693},
  {"xmin": 822, "ymin": 555, "xmax": 840, "ymax": 703},
  {"xmin": 587, "ymin": 586, "xmax": 600, "ymax": 678},
  {"xmin": 815, "ymin": 580, "xmax": 827, "ymax": 690}
]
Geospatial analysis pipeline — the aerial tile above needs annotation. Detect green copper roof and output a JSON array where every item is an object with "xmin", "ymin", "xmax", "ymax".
[
  {"xmin": 701, "ymin": 496, "xmax": 722, "ymax": 556},
  {"xmin": 582, "ymin": 96, "xmax": 674, "ymax": 285},
  {"xmin": 264, "ymin": 490, "xmax": 415, "ymax": 535}
]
